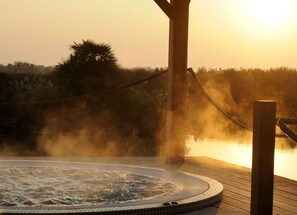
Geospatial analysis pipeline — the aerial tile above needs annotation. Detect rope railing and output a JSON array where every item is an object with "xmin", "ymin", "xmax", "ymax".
[
  {"xmin": 277, "ymin": 118, "xmax": 297, "ymax": 142},
  {"xmin": 1, "ymin": 66, "xmax": 295, "ymax": 142},
  {"xmin": 187, "ymin": 68, "xmax": 288, "ymax": 139},
  {"xmin": 0, "ymin": 70, "xmax": 168, "ymax": 106},
  {"xmin": 187, "ymin": 67, "xmax": 252, "ymax": 131}
]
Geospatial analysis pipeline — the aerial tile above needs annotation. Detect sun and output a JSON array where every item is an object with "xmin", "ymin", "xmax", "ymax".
[
  {"xmin": 245, "ymin": 0, "xmax": 291, "ymax": 36},
  {"xmin": 250, "ymin": 0, "xmax": 287, "ymax": 24}
]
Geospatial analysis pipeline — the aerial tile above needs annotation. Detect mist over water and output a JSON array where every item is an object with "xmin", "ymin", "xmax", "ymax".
[{"xmin": 0, "ymin": 49, "xmax": 296, "ymax": 166}]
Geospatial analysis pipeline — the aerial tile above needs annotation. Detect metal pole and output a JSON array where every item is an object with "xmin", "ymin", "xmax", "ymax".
[{"xmin": 251, "ymin": 100, "xmax": 276, "ymax": 215}]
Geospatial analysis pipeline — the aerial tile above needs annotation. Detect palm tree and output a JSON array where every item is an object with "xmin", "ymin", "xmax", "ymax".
[
  {"xmin": 69, "ymin": 40, "xmax": 116, "ymax": 65},
  {"xmin": 53, "ymin": 40, "xmax": 120, "ymax": 96}
]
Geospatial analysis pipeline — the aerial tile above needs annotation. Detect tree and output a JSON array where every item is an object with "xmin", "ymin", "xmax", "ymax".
[
  {"xmin": 53, "ymin": 40, "xmax": 120, "ymax": 96},
  {"xmin": 69, "ymin": 40, "xmax": 116, "ymax": 65}
]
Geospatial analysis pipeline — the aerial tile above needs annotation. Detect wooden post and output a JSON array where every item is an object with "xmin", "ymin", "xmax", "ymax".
[
  {"xmin": 154, "ymin": 0, "xmax": 191, "ymax": 164},
  {"xmin": 251, "ymin": 100, "xmax": 276, "ymax": 215}
]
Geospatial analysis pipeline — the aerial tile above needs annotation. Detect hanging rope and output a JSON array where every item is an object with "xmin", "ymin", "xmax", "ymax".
[
  {"xmin": 187, "ymin": 68, "xmax": 287, "ymax": 138},
  {"xmin": 187, "ymin": 67, "xmax": 252, "ymax": 131},
  {"xmin": 0, "ymin": 70, "xmax": 168, "ymax": 106},
  {"xmin": 277, "ymin": 118, "xmax": 297, "ymax": 142},
  {"xmin": 2, "ymin": 66, "xmax": 294, "ymax": 142}
]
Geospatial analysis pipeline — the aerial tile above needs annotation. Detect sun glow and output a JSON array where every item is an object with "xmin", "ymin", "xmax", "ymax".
[
  {"xmin": 249, "ymin": 0, "xmax": 288, "ymax": 24},
  {"xmin": 186, "ymin": 137, "xmax": 297, "ymax": 181},
  {"xmin": 245, "ymin": 0, "xmax": 291, "ymax": 36}
]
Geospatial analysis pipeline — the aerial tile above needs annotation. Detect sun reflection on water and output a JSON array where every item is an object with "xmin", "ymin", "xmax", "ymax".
[{"xmin": 186, "ymin": 136, "xmax": 297, "ymax": 181}]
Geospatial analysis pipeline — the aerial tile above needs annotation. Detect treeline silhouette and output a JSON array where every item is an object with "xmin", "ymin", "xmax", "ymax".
[
  {"xmin": 0, "ymin": 41, "xmax": 167, "ymax": 156},
  {"xmin": 188, "ymin": 67, "xmax": 297, "ymax": 147},
  {"xmin": 0, "ymin": 40, "xmax": 296, "ymax": 155}
]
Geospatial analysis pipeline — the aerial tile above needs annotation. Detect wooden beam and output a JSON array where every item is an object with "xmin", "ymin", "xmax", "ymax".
[
  {"xmin": 154, "ymin": 0, "xmax": 173, "ymax": 18},
  {"xmin": 166, "ymin": 0, "xmax": 191, "ymax": 164},
  {"xmin": 251, "ymin": 100, "xmax": 276, "ymax": 215},
  {"xmin": 154, "ymin": 0, "xmax": 191, "ymax": 164}
]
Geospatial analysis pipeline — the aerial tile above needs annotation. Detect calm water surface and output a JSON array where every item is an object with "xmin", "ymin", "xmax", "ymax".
[{"xmin": 187, "ymin": 136, "xmax": 297, "ymax": 181}]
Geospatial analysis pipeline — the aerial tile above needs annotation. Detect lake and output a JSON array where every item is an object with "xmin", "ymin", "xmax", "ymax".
[{"xmin": 186, "ymin": 136, "xmax": 297, "ymax": 181}]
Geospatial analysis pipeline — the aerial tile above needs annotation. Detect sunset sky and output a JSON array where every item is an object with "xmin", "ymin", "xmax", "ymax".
[{"xmin": 1, "ymin": 0, "xmax": 297, "ymax": 69}]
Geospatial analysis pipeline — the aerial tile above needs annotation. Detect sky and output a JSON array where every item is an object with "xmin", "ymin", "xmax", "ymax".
[{"xmin": 1, "ymin": 0, "xmax": 297, "ymax": 69}]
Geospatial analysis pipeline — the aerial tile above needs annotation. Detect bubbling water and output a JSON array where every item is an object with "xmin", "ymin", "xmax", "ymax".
[{"xmin": 0, "ymin": 167, "xmax": 179, "ymax": 207}]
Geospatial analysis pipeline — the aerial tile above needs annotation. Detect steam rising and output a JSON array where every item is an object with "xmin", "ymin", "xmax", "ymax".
[
  {"xmin": 36, "ymin": 106, "xmax": 122, "ymax": 156},
  {"xmin": 187, "ymin": 71, "xmax": 251, "ymax": 145},
  {"xmin": 36, "ymin": 99, "xmax": 161, "ymax": 156},
  {"xmin": 1, "ymin": 66, "xmax": 296, "ymax": 157}
]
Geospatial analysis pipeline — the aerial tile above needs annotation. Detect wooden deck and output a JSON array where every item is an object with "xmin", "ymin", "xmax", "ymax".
[
  {"xmin": 183, "ymin": 157, "xmax": 297, "ymax": 215},
  {"xmin": 90, "ymin": 156, "xmax": 297, "ymax": 215}
]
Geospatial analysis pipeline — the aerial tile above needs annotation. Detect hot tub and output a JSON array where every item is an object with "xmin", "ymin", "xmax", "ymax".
[{"xmin": 0, "ymin": 159, "xmax": 223, "ymax": 214}]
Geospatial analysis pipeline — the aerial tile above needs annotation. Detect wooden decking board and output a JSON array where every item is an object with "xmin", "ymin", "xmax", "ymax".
[
  {"xmin": 192, "ymin": 166, "xmax": 297, "ymax": 209},
  {"xmin": 275, "ymin": 184, "xmax": 297, "ymax": 196},
  {"xmin": 273, "ymin": 208, "xmax": 297, "ymax": 215},
  {"xmin": 274, "ymin": 190, "xmax": 297, "ymax": 204},
  {"xmin": 221, "ymin": 190, "xmax": 250, "ymax": 205},
  {"xmin": 275, "ymin": 174, "xmax": 297, "ymax": 184},
  {"xmin": 202, "ymin": 168, "xmax": 297, "ymax": 205},
  {"xmin": 274, "ymin": 203, "xmax": 297, "ymax": 214},
  {"xmin": 221, "ymin": 183, "xmax": 297, "ymax": 214},
  {"xmin": 275, "ymin": 178, "xmax": 297, "ymax": 187},
  {"xmin": 181, "ymin": 164, "xmax": 250, "ymax": 185},
  {"xmin": 273, "ymin": 201, "xmax": 297, "ymax": 214},
  {"xmin": 219, "ymin": 195, "xmax": 250, "ymax": 212},
  {"xmin": 181, "ymin": 165, "xmax": 251, "ymax": 192},
  {"xmin": 185, "ymin": 160, "xmax": 251, "ymax": 181},
  {"xmin": 221, "ymin": 185, "xmax": 250, "ymax": 198},
  {"xmin": 182, "ymin": 165, "xmax": 251, "ymax": 188},
  {"xmin": 273, "ymin": 194, "xmax": 297, "ymax": 210},
  {"xmin": 183, "ymin": 162, "xmax": 252, "ymax": 185},
  {"xmin": 214, "ymin": 201, "xmax": 246, "ymax": 212}
]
